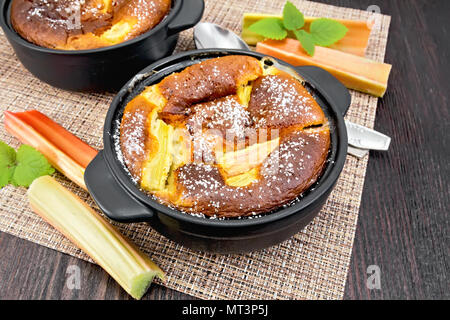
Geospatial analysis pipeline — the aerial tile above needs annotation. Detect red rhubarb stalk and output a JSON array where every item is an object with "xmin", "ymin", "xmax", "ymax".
[
  {"xmin": 9, "ymin": 110, "xmax": 97, "ymax": 168},
  {"xmin": 4, "ymin": 111, "xmax": 90, "ymax": 190}
]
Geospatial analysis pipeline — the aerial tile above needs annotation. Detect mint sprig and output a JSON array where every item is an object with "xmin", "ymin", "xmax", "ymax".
[
  {"xmin": 0, "ymin": 141, "xmax": 54, "ymax": 189},
  {"xmin": 248, "ymin": 1, "xmax": 348, "ymax": 56}
]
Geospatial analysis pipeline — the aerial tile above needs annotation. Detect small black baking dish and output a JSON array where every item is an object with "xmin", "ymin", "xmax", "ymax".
[
  {"xmin": 0, "ymin": 0, "xmax": 204, "ymax": 92},
  {"xmin": 84, "ymin": 49, "xmax": 350, "ymax": 254}
]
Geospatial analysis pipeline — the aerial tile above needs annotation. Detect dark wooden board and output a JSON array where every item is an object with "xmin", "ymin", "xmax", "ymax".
[
  {"xmin": 342, "ymin": 0, "xmax": 450, "ymax": 299},
  {"xmin": 0, "ymin": 0, "xmax": 448, "ymax": 300}
]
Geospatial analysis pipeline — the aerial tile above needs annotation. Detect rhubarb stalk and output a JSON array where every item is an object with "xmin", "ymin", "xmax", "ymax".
[
  {"xmin": 4, "ymin": 111, "xmax": 98, "ymax": 190},
  {"xmin": 12, "ymin": 110, "xmax": 98, "ymax": 168},
  {"xmin": 256, "ymin": 38, "xmax": 392, "ymax": 97},
  {"xmin": 242, "ymin": 13, "xmax": 373, "ymax": 56},
  {"xmin": 28, "ymin": 175, "xmax": 165, "ymax": 299}
]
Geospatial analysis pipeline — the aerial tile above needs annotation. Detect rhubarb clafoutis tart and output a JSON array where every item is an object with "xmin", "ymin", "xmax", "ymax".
[
  {"xmin": 11, "ymin": 0, "xmax": 171, "ymax": 50},
  {"xmin": 119, "ymin": 55, "xmax": 330, "ymax": 218}
]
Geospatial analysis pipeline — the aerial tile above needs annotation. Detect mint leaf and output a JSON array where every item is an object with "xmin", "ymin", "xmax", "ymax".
[
  {"xmin": 0, "ymin": 141, "xmax": 16, "ymax": 188},
  {"xmin": 248, "ymin": 18, "xmax": 287, "ymax": 40},
  {"xmin": 294, "ymin": 30, "xmax": 315, "ymax": 56},
  {"xmin": 11, "ymin": 145, "xmax": 54, "ymax": 187},
  {"xmin": 0, "ymin": 166, "xmax": 14, "ymax": 188},
  {"xmin": 282, "ymin": 1, "xmax": 305, "ymax": 31},
  {"xmin": 0, "ymin": 141, "xmax": 16, "ymax": 167},
  {"xmin": 309, "ymin": 18, "xmax": 348, "ymax": 47}
]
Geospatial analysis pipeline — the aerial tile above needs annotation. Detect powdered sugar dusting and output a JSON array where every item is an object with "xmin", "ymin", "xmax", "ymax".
[{"xmin": 250, "ymin": 75, "xmax": 318, "ymax": 128}]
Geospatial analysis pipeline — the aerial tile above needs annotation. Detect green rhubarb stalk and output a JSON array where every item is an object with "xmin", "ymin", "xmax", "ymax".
[{"xmin": 28, "ymin": 175, "xmax": 165, "ymax": 299}]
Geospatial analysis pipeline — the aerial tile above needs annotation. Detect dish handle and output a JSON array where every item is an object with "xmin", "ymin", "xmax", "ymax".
[
  {"xmin": 84, "ymin": 151, "xmax": 154, "ymax": 222},
  {"xmin": 167, "ymin": 0, "xmax": 205, "ymax": 35},
  {"xmin": 295, "ymin": 66, "xmax": 351, "ymax": 116}
]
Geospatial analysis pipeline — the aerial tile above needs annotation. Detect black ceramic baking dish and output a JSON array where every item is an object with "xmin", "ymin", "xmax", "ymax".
[
  {"xmin": 0, "ymin": 0, "xmax": 204, "ymax": 92},
  {"xmin": 84, "ymin": 49, "xmax": 350, "ymax": 254}
]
